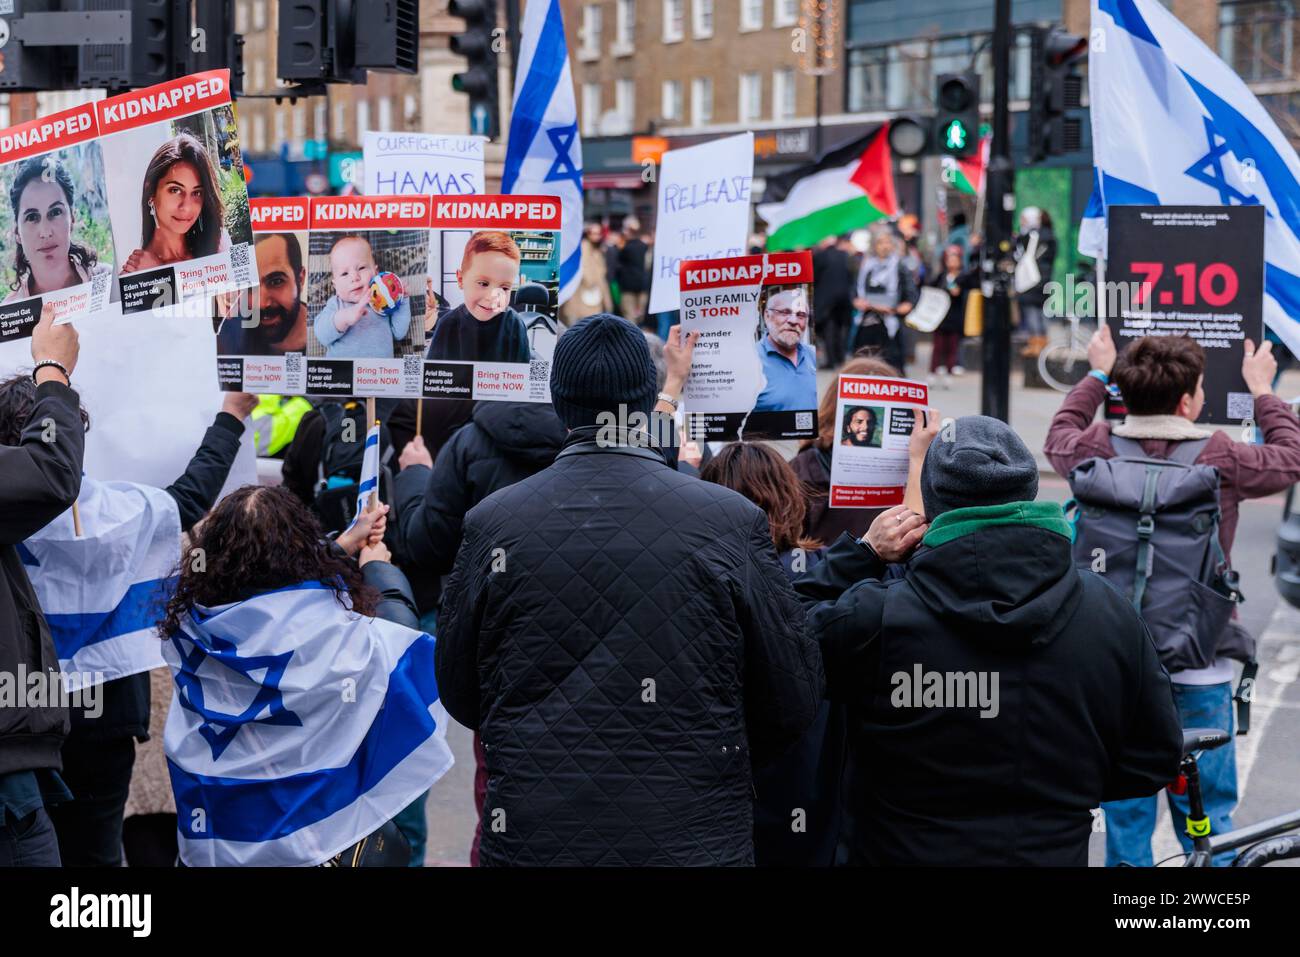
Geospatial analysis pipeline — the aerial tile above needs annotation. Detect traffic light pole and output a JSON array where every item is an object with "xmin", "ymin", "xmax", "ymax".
[{"xmin": 980, "ymin": 0, "xmax": 1015, "ymax": 423}]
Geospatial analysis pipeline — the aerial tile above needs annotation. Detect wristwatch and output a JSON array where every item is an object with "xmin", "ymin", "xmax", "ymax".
[{"xmin": 656, "ymin": 391, "xmax": 679, "ymax": 411}]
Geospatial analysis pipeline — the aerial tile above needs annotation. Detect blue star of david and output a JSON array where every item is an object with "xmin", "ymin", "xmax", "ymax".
[
  {"xmin": 172, "ymin": 632, "xmax": 301, "ymax": 761},
  {"xmin": 544, "ymin": 123, "xmax": 584, "ymax": 190},
  {"xmin": 1184, "ymin": 116, "xmax": 1260, "ymax": 207}
]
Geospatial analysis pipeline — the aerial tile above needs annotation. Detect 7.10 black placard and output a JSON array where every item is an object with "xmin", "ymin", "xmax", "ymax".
[{"xmin": 1106, "ymin": 205, "xmax": 1264, "ymax": 424}]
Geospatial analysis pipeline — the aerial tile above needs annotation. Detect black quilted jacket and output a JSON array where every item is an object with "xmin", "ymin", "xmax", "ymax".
[{"xmin": 437, "ymin": 427, "xmax": 824, "ymax": 866}]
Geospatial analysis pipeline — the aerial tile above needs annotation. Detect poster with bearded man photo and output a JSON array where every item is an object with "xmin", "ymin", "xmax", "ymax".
[{"xmin": 678, "ymin": 250, "xmax": 817, "ymax": 441}]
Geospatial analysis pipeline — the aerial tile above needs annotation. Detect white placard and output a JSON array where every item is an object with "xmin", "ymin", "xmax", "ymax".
[
  {"xmin": 363, "ymin": 131, "xmax": 486, "ymax": 196},
  {"xmin": 905, "ymin": 286, "xmax": 952, "ymax": 333},
  {"xmin": 648, "ymin": 133, "xmax": 754, "ymax": 315}
]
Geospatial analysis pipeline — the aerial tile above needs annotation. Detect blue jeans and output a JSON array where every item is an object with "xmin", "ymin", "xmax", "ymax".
[{"xmin": 1103, "ymin": 682, "xmax": 1237, "ymax": 867}]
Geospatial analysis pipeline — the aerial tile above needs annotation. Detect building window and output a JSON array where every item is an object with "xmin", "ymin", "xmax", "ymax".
[
  {"xmin": 740, "ymin": 0, "xmax": 763, "ymax": 31},
  {"xmin": 739, "ymin": 72, "xmax": 762, "ymax": 123},
  {"xmin": 1219, "ymin": 0, "xmax": 1297, "ymax": 84},
  {"xmin": 693, "ymin": 0, "xmax": 713, "ymax": 38},
  {"xmin": 661, "ymin": 79, "xmax": 683, "ymax": 120},
  {"xmin": 376, "ymin": 96, "xmax": 392, "ymax": 131},
  {"xmin": 404, "ymin": 94, "xmax": 419, "ymax": 128},
  {"xmin": 615, "ymin": 0, "xmax": 635, "ymax": 51},
  {"xmin": 293, "ymin": 104, "xmax": 307, "ymax": 142},
  {"xmin": 356, "ymin": 99, "xmax": 370, "ymax": 137},
  {"xmin": 582, "ymin": 83, "xmax": 602, "ymax": 136},
  {"xmin": 251, "ymin": 59, "xmax": 265, "ymax": 92},
  {"xmin": 773, "ymin": 0, "xmax": 797, "ymax": 28},
  {"xmin": 236, "ymin": 1, "xmax": 248, "ymax": 34},
  {"xmin": 691, "ymin": 76, "xmax": 713, "ymax": 125},
  {"xmin": 580, "ymin": 5, "xmax": 602, "ymax": 59},
  {"xmin": 663, "ymin": 0, "xmax": 685, "ymax": 42},
  {"xmin": 252, "ymin": 0, "xmax": 266, "ymax": 31},
  {"xmin": 334, "ymin": 100, "xmax": 347, "ymax": 141},
  {"xmin": 772, "ymin": 67, "xmax": 796, "ymax": 119},
  {"xmin": 615, "ymin": 79, "xmax": 635, "ymax": 129},
  {"xmin": 253, "ymin": 114, "xmax": 266, "ymax": 153},
  {"xmin": 315, "ymin": 101, "xmax": 328, "ymax": 139},
  {"xmin": 274, "ymin": 109, "xmax": 286, "ymax": 148}
]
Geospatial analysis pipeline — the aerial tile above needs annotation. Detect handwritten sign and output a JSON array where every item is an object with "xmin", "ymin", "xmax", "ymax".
[
  {"xmin": 648, "ymin": 133, "xmax": 754, "ymax": 315},
  {"xmin": 363, "ymin": 131, "xmax": 486, "ymax": 196}
]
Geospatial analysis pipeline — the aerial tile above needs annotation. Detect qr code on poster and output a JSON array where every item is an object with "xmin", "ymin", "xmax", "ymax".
[
  {"xmin": 285, "ymin": 353, "xmax": 304, "ymax": 391},
  {"xmin": 89, "ymin": 270, "xmax": 109, "ymax": 306},
  {"xmin": 795, "ymin": 411, "xmax": 813, "ymax": 430},
  {"xmin": 1227, "ymin": 392, "xmax": 1254, "ymax": 420},
  {"xmin": 403, "ymin": 354, "xmax": 422, "ymax": 377},
  {"xmin": 229, "ymin": 242, "xmax": 253, "ymax": 285},
  {"xmin": 530, "ymin": 358, "xmax": 550, "ymax": 383}
]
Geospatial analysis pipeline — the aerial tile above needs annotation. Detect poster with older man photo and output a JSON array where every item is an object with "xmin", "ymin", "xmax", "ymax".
[{"xmin": 678, "ymin": 250, "xmax": 817, "ymax": 441}]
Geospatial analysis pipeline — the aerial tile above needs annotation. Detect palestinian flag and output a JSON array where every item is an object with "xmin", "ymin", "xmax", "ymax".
[
  {"xmin": 941, "ymin": 135, "xmax": 990, "ymax": 195},
  {"xmin": 758, "ymin": 126, "xmax": 898, "ymax": 252}
]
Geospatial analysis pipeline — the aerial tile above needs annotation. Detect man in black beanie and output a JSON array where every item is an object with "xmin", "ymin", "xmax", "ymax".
[
  {"xmin": 795, "ymin": 413, "xmax": 1182, "ymax": 866},
  {"xmin": 436, "ymin": 313, "xmax": 822, "ymax": 866}
]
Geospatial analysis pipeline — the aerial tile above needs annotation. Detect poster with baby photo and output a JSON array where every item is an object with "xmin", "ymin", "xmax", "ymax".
[
  {"xmin": 215, "ymin": 198, "xmax": 314, "ymax": 394},
  {"xmin": 0, "ymin": 102, "xmax": 118, "ymax": 341},
  {"xmin": 98, "ymin": 70, "xmax": 255, "ymax": 315},
  {"xmin": 423, "ymin": 195, "xmax": 563, "ymax": 402},
  {"xmin": 678, "ymin": 250, "xmax": 817, "ymax": 441}
]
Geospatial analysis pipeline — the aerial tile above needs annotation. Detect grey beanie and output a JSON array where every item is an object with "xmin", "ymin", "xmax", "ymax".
[{"xmin": 920, "ymin": 415, "xmax": 1039, "ymax": 519}]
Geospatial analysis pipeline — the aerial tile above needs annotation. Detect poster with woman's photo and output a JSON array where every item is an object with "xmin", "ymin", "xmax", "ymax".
[
  {"xmin": 423, "ymin": 196, "xmax": 562, "ymax": 402},
  {"xmin": 0, "ymin": 102, "xmax": 117, "ymax": 340},
  {"xmin": 828, "ymin": 374, "xmax": 929, "ymax": 507},
  {"xmin": 679, "ymin": 250, "xmax": 817, "ymax": 441},
  {"xmin": 217, "ymin": 194, "xmax": 561, "ymax": 401},
  {"xmin": 97, "ymin": 70, "xmax": 255, "ymax": 314}
]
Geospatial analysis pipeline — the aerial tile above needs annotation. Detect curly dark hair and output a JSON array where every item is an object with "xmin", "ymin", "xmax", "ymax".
[
  {"xmin": 159, "ymin": 485, "xmax": 378, "ymax": 638},
  {"xmin": 0, "ymin": 372, "xmax": 90, "ymax": 447}
]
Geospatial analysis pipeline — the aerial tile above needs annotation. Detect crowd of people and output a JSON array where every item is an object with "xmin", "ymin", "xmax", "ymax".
[{"xmin": 3, "ymin": 201, "xmax": 1300, "ymax": 867}]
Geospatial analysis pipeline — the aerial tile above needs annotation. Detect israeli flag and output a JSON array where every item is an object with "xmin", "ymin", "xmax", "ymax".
[
  {"xmin": 346, "ymin": 421, "xmax": 381, "ymax": 533},
  {"xmin": 20, "ymin": 479, "xmax": 180, "ymax": 692},
  {"xmin": 164, "ymin": 583, "xmax": 455, "ymax": 866},
  {"xmin": 502, "ymin": 0, "xmax": 584, "ymax": 305},
  {"xmin": 1083, "ymin": 0, "xmax": 1300, "ymax": 354}
]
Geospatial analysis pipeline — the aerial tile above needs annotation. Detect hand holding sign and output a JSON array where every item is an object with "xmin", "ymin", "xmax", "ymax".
[
  {"xmin": 1088, "ymin": 323, "xmax": 1116, "ymax": 376},
  {"xmin": 1242, "ymin": 339, "xmax": 1276, "ymax": 397},
  {"xmin": 31, "ymin": 304, "xmax": 78, "ymax": 381}
]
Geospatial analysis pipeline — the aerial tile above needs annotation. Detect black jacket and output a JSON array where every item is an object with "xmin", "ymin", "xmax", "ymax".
[
  {"xmin": 927, "ymin": 268, "xmax": 980, "ymax": 335},
  {"xmin": 362, "ymin": 560, "xmax": 421, "ymax": 629},
  {"xmin": 74, "ymin": 412, "xmax": 246, "ymax": 743},
  {"xmin": 437, "ymin": 427, "xmax": 823, "ymax": 866},
  {"xmin": 812, "ymin": 246, "xmax": 854, "ymax": 315},
  {"xmin": 795, "ymin": 515, "xmax": 1182, "ymax": 866},
  {"xmin": 394, "ymin": 401, "xmax": 567, "ymax": 577},
  {"xmin": 0, "ymin": 381, "xmax": 84, "ymax": 776},
  {"xmin": 616, "ymin": 238, "xmax": 650, "ymax": 293}
]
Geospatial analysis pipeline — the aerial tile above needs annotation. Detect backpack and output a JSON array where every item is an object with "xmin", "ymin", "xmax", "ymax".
[
  {"xmin": 1066, "ymin": 436, "xmax": 1243, "ymax": 674},
  {"xmin": 312, "ymin": 401, "xmax": 396, "ymax": 537}
]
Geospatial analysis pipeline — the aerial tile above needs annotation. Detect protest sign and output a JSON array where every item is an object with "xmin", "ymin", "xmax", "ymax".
[
  {"xmin": 0, "ymin": 303, "xmax": 256, "ymax": 494},
  {"xmin": 648, "ymin": 133, "xmax": 754, "ymax": 315},
  {"xmin": 679, "ymin": 250, "xmax": 816, "ymax": 441},
  {"xmin": 218, "ymin": 194, "xmax": 562, "ymax": 402},
  {"xmin": 0, "ymin": 102, "xmax": 118, "ymax": 340},
  {"xmin": 98, "ymin": 70, "xmax": 256, "ymax": 315},
  {"xmin": 828, "ymin": 375, "xmax": 929, "ymax": 507},
  {"xmin": 363, "ymin": 131, "xmax": 486, "ymax": 196},
  {"xmin": 1106, "ymin": 205, "xmax": 1265, "ymax": 424}
]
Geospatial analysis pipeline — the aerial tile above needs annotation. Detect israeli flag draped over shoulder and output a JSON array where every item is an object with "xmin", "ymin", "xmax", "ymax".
[
  {"xmin": 164, "ymin": 583, "xmax": 454, "ymax": 866},
  {"xmin": 20, "ymin": 479, "xmax": 180, "ymax": 691},
  {"xmin": 502, "ymin": 0, "xmax": 584, "ymax": 305},
  {"xmin": 1083, "ymin": 0, "xmax": 1300, "ymax": 355}
]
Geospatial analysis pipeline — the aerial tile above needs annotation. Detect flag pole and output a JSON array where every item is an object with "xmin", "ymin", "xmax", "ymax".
[{"xmin": 365, "ymin": 397, "xmax": 378, "ymax": 511}]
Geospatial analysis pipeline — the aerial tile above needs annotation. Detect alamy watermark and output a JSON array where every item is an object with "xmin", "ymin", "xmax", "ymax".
[
  {"xmin": 891, "ymin": 665, "xmax": 1000, "ymax": 719},
  {"xmin": 0, "ymin": 666, "xmax": 105, "ymax": 719}
]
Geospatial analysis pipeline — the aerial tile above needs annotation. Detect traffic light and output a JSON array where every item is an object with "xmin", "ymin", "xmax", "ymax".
[
  {"xmin": 933, "ymin": 73, "xmax": 980, "ymax": 157},
  {"xmin": 279, "ymin": 0, "xmax": 418, "ymax": 85},
  {"xmin": 450, "ymin": 0, "xmax": 500, "ymax": 140},
  {"xmin": 1028, "ymin": 26, "xmax": 1087, "ymax": 161}
]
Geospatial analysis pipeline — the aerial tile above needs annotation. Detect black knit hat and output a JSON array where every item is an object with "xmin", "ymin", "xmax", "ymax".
[
  {"xmin": 920, "ymin": 414, "xmax": 1039, "ymax": 519},
  {"xmin": 549, "ymin": 313, "xmax": 658, "ymax": 430}
]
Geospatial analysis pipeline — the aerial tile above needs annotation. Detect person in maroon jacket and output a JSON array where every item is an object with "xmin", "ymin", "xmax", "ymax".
[{"xmin": 1044, "ymin": 325, "xmax": 1300, "ymax": 866}]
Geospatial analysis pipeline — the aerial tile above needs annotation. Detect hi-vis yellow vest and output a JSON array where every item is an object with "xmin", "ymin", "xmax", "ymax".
[{"xmin": 250, "ymin": 394, "xmax": 312, "ymax": 457}]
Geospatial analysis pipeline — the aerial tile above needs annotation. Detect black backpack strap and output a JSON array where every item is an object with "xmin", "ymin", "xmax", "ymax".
[
  {"xmin": 1131, "ymin": 463, "xmax": 1162, "ymax": 611},
  {"xmin": 1235, "ymin": 659, "xmax": 1259, "ymax": 735}
]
